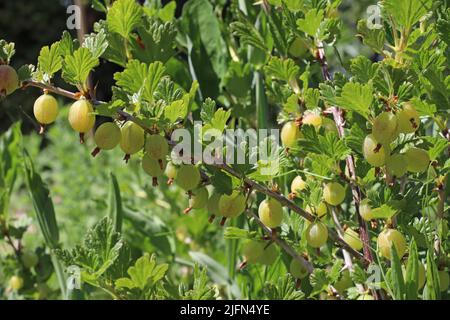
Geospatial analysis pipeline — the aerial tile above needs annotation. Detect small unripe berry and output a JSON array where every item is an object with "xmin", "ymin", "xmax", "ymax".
[
  {"xmin": 385, "ymin": 153, "xmax": 407, "ymax": 177},
  {"xmin": 405, "ymin": 148, "xmax": 430, "ymax": 173},
  {"xmin": 343, "ymin": 228, "xmax": 363, "ymax": 251},
  {"xmin": 165, "ymin": 161, "xmax": 178, "ymax": 184},
  {"xmin": 258, "ymin": 198, "xmax": 283, "ymax": 228},
  {"xmin": 0, "ymin": 65, "xmax": 19, "ymax": 96},
  {"xmin": 218, "ymin": 191, "xmax": 246, "ymax": 219},
  {"xmin": 175, "ymin": 164, "xmax": 201, "ymax": 191},
  {"xmin": 323, "ymin": 182, "xmax": 345, "ymax": 206},
  {"xmin": 33, "ymin": 93, "xmax": 59, "ymax": 125},
  {"xmin": 185, "ymin": 187, "xmax": 209, "ymax": 214},
  {"xmin": 145, "ymin": 134, "xmax": 169, "ymax": 161},
  {"xmin": 242, "ymin": 240, "xmax": 264, "ymax": 264},
  {"xmin": 281, "ymin": 121, "xmax": 301, "ymax": 148},
  {"xmin": 92, "ymin": 122, "xmax": 121, "ymax": 156},
  {"xmin": 21, "ymin": 250, "xmax": 39, "ymax": 269},
  {"xmin": 120, "ymin": 121, "xmax": 145, "ymax": 158},
  {"xmin": 305, "ymin": 221, "xmax": 328, "ymax": 248},
  {"xmin": 289, "ymin": 259, "xmax": 309, "ymax": 279},
  {"xmin": 438, "ymin": 271, "xmax": 449, "ymax": 292},
  {"xmin": 359, "ymin": 199, "xmax": 373, "ymax": 221},
  {"xmin": 142, "ymin": 153, "xmax": 166, "ymax": 186},
  {"xmin": 256, "ymin": 243, "xmax": 279, "ymax": 265},
  {"xmin": 305, "ymin": 202, "xmax": 327, "ymax": 220},
  {"xmin": 377, "ymin": 228, "xmax": 407, "ymax": 260},
  {"xmin": 68, "ymin": 99, "xmax": 95, "ymax": 133},
  {"xmin": 397, "ymin": 103, "xmax": 420, "ymax": 133},
  {"xmin": 9, "ymin": 275, "xmax": 24, "ymax": 291},
  {"xmin": 302, "ymin": 112, "xmax": 322, "ymax": 129},
  {"xmin": 372, "ymin": 112, "xmax": 398, "ymax": 144},
  {"xmin": 363, "ymin": 134, "xmax": 389, "ymax": 167},
  {"xmin": 290, "ymin": 176, "xmax": 306, "ymax": 197}
]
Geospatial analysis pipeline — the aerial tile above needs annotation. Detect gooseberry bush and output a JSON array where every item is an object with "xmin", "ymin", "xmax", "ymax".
[{"xmin": 0, "ymin": 0, "xmax": 449, "ymax": 301}]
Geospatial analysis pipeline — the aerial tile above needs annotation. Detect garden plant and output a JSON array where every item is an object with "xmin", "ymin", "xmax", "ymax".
[{"xmin": 0, "ymin": 0, "xmax": 449, "ymax": 301}]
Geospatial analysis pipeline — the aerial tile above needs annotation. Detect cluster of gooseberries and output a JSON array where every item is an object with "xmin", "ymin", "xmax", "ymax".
[
  {"xmin": 14, "ymin": 76, "xmax": 448, "ymax": 296},
  {"xmin": 363, "ymin": 103, "xmax": 430, "ymax": 177}
]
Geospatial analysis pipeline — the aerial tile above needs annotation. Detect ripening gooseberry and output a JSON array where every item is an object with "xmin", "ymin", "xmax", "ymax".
[
  {"xmin": 438, "ymin": 271, "xmax": 449, "ymax": 292},
  {"xmin": 184, "ymin": 187, "xmax": 209, "ymax": 214},
  {"xmin": 377, "ymin": 228, "xmax": 407, "ymax": 260},
  {"xmin": 120, "ymin": 121, "xmax": 145, "ymax": 160},
  {"xmin": 21, "ymin": 250, "xmax": 39, "ymax": 269},
  {"xmin": 33, "ymin": 93, "xmax": 59, "ymax": 130},
  {"xmin": 305, "ymin": 202, "xmax": 327, "ymax": 220},
  {"xmin": 145, "ymin": 134, "xmax": 169, "ymax": 162},
  {"xmin": 290, "ymin": 175, "xmax": 306, "ymax": 197},
  {"xmin": 385, "ymin": 153, "xmax": 407, "ymax": 177},
  {"xmin": 372, "ymin": 112, "xmax": 398, "ymax": 144},
  {"xmin": 343, "ymin": 228, "xmax": 363, "ymax": 251},
  {"xmin": 281, "ymin": 121, "xmax": 301, "ymax": 148},
  {"xmin": 397, "ymin": 103, "xmax": 420, "ymax": 134},
  {"xmin": 323, "ymin": 182, "xmax": 345, "ymax": 206},
  {"xmin": 363, "ymin": 134, "xmax": 388, "ymax": 167},
  {"xmin": 256, "ymin": 243, "xmax": 279, "ymax": 265},
  {"xmin": 218, "ymin": 191, "xmax": 247, "ymax": 219},
  {"xmin": 258, "ymin": 198, "xmax": 283, "ymax": 228},
  {"xmin": 289, "ymin": 259, "xmax": 309, "ymax": 279},
  {"xmin": 302, "ymin": 113, "xmax": 322, "ymax": 129},
  {"xmin": 242, "ymin": 240, "xmax": 264, "ymax": 264},
  {"xmin": 92, "ymin": 122, "xmax": 121, "ymax": 157},
  {"xmin": 175, "ymin": 164, "xmax": 201, "ymax": 191},
  {"xmin": 305, "ymin": 221, "xmax": 328, "ymax": 248},
  {"xmin": 165, "ymin": 161, "xmax": 178, "ymax": 185},
  {"xmin": 359, "ymin": 199, "xmax": 373, "ymax": 221},
  {"xmin": 405, "ymin": 147, "xmax": 430, "ymax": 173},
  {"xmin": 0, "ymin": 65, "xmax": 19, "ymax": 96},
  {"xmin": 142, "ymin": 153, "xmax": 166, "ymax": 186},
  {"xmin": 68, "ymin": 99, "xmax": 95, "ymax": 135},
  {"xmin": 8, "ymin": 275, "xmax": 23, "ymax": 291}
]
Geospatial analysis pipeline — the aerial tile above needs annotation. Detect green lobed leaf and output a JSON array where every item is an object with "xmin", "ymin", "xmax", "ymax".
[
  {"xmin": 106, "ymin": 0, "xmax": 143, "ymax": 40},
  {"xmin": 37, "ymin": 43, "xmax": 63, "ymax": 81},
  {"xmin": 335, "ymin": 82, "xmax": 373, "ymax": 119},
  {"xmin": 115, "ymin": 253, "xmax": 168, "ymax": 291},
  {"xmin": 62, "ymin": 47, "xmax": 99, "ymax": 91}
]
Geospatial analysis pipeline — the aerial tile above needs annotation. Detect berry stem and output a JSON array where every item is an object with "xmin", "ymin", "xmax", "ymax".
[{"xmin": 91, "ymin": 147, "xmax": 101, "ymax": 157}]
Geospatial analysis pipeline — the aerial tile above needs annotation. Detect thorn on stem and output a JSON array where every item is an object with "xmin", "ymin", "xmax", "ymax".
[
  {"xmin": 39, "ymin": 124, "xmax": 45, "ymax": 135},
  {"xmin": 239, "ymin": 261, "xmax": 247, "ymax": 270}
]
